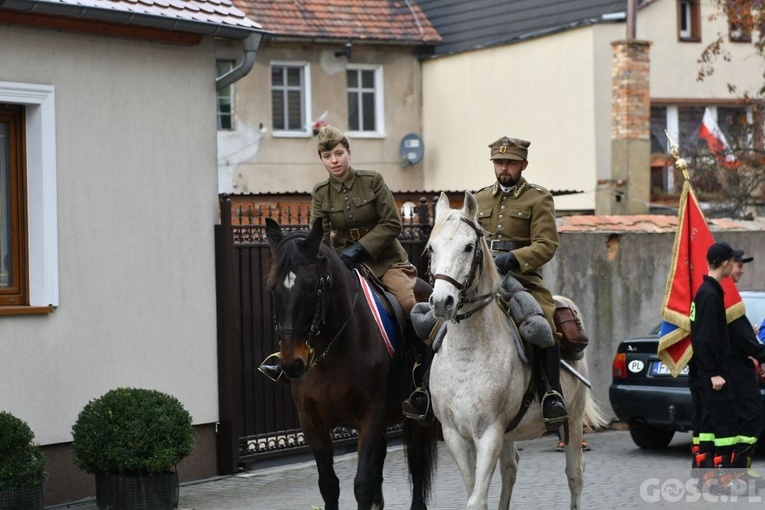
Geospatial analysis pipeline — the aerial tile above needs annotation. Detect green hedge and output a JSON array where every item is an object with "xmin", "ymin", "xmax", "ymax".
[
  {"xmin": 0, "ymin": 411, "xmax": 46, "ymax": 490},
  {"xmin": 72, "ymin": 388, "xmax": 194, "ymax": 475}
]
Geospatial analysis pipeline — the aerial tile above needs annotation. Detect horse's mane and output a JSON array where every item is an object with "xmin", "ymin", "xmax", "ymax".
[{"xmin": 428, "ymin": 207, "xmax": 500, "ymax": 291}]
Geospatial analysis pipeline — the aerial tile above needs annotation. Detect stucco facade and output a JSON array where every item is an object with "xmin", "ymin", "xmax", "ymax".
[
  {"xmin": 421, "ymin": 0, "xmax": 764, "ymax": 214},
  {"xmin": 218, "ymin": 42, "xmax": 428, "ymax": 195},
  {"xmin": 0, "ymin": 19, "xmax": 240, "ymax": 503}
]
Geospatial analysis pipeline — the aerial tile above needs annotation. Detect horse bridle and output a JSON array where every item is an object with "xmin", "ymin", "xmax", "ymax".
[
  {"xmin": 273, "ymin": 255, "xmax": 359, "ymax": 367},
  {"xmin": 432, "ymin": 216, "xmax": 497, "ymax": 323}
]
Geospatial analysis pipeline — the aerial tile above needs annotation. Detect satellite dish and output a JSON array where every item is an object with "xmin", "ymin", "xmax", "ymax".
[{"xmin": 399, "ymin": 133, "xmax": 424, "ymax": 167}]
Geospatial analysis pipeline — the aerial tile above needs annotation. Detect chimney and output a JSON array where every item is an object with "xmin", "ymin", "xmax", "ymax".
[{"xmin": 598, "ymin": 10, "xmax": 651, "ymax": 215}]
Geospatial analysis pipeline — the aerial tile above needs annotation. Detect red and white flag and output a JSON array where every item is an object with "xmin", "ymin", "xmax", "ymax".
[{"xmin": 698, "ymin": 107, "xmax": 740, "ymax": 169}]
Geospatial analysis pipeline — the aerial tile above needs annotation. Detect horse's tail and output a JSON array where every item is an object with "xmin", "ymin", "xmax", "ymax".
[
  {"xmin": 582, "ymin": 388, "xmax": 610, "ymax": 430},
  {"xmin": 403, "ymin": 418, "xmax": 438, "ymax": 508}
]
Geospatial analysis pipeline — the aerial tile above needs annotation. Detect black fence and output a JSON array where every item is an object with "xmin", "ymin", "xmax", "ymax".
[{"xmin": 214, "ymin": 196, "xmax": 436, "ymax": 473}]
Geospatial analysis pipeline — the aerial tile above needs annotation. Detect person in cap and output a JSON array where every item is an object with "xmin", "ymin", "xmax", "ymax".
[
  {"xmin": 690, "ymin": 242, "xmax": 741, "ymax": 491},
  {"xmin": 483, "ymin": 136, "xmax": 567, "ymax": 429},
  {"xmin": 723, "ymin": 248, "xmax": 765, "ymax": 484},
  {"xmin": 258, "ymin": 126, "xmax": 431, "ymax": 386}
]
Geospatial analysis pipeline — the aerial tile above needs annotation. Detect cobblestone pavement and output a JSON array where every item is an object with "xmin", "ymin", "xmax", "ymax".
[{"xmin": 59, "ymin": 429, "xmax": 765, "ymax": 509}]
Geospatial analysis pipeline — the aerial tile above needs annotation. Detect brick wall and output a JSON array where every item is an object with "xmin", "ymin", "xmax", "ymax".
[{"xmin": 611, "ymin": 40, "xmax": 651, "ymax": 140}]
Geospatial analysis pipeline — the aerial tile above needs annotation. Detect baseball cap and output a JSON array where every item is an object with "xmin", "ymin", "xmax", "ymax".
[
  {"xmin": 733, "ymin": 248, "xmax": 753, "ymax": 264},
  {"xmin": 706, "ymin": 242, "xmax": 735, "ymax": 264}
]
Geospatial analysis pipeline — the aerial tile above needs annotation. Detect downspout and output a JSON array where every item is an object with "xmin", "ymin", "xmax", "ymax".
[
  {"xmin": 627, "ymin": 0, "xmax": 637, "ymax": 39},
  {"xmin": 216, "ymin": 32, "xmax": 262, "ymax": 91}
]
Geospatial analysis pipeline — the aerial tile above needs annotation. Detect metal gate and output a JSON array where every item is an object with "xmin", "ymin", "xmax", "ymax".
[{"xmin": 214, "ymin": 195, "xmax": 435, "ymax": 474}]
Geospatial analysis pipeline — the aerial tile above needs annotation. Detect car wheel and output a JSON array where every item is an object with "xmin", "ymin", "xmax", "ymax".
[{"xmin": 629, "ymin": 424, "xmax": 675, "ymax": 449}]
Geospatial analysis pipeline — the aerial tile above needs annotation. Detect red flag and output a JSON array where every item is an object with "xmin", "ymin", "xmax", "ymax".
[
  {"xmin": 698, "ymin": 107, "xmax": 740, "ymax": 169},
  {"xmin": 657, "ymin": 179, "xmax": 745, "ymax": 376}
]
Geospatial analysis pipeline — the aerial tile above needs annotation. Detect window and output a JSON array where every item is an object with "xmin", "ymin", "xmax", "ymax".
[
  {"xmin": 0, "ymin": 82, "xmax": 58, "ymax": 312},
  {"xmin": 271, "ymin": 63, "xmax": 311, "ymax": 134},
  {"xmin": 0, "ymin": 105, "xmax": 27, "ymax": 305},
  {"xmin": 347, "ymin": 66, "xmax": 384, "ymax": 135},
  {"xmin": 216, "ymin": 60, "xmax": 235, "ymax": 130},
  {"xmin": 727, "ymin": 2, "xmax": 753, "ymax": 42},
  {"xmin": 678, "ymin": 0, "xmax": 701, "ymax": 41},
  {"xmin": 650, "ymin": 103, "xmax": 753, "ymax": 196}
]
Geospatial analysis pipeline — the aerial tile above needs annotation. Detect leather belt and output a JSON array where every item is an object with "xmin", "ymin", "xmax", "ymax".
[
  {"xmin": 489, "ymin": 240, "xmax": 526, "ymax": 252},
  {"xmin": 334, "ymin": 225, "xmax": 374, "ymax": 241}
]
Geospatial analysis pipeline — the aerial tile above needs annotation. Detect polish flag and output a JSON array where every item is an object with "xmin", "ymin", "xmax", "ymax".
[{"xmin": 698, "ymin": 107, "xmax": 740, "ymax": 169}]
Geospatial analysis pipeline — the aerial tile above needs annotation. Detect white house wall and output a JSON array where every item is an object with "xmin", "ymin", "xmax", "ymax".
[
  {"xmin": 422, "ymin": 24, "xmax": 622, "ymax": 212},
  {"xmin": 0, "ymin": 26, "xmax": 220, "ymax": 445}
]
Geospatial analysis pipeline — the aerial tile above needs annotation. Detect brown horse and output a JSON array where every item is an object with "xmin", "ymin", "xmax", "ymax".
[{"xmin": 264, "ymin": 218, "xmax": 436, "ymax": 510}]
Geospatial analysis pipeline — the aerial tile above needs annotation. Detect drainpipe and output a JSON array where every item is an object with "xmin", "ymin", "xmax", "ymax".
[
  {"xmin": 626, "ymin": 0, "xmax": 637, "ymax": 39},
  {"xmin": 216, "ymin": 32, "xmax": 262, "ymax": 91}
]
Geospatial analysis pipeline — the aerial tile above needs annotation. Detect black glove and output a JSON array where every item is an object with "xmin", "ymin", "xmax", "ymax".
[
  {"xmin": 340, "ymin": 242, "xmax": 366, "ymax": 267},
  {"xmin": 493, "ymin": 252, "xmax": 520, "ymax": 274}
]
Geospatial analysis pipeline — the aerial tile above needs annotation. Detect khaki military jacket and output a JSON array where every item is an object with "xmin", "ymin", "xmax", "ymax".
[
  {"xmin": 311, "ymin": 168, "xmax": 408, "ymax": 277},
  {"xmin": 474, "ymin": 177, "xmax": 559, "ymax": 276}
]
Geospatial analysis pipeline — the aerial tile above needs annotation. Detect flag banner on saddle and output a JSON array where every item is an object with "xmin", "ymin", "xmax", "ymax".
[{"xmin": 657, "ymin": 179, "xmax": 744, "ymax": 377}]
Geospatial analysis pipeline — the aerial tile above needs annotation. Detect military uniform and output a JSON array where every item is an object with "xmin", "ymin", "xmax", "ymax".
[
  {"xmin": 310, "ymin": 131, "xmax": 416, "ymax": 315},
  {"xmin": 475, "ymin": 150, "xmax": 560, "ymax": 339}
]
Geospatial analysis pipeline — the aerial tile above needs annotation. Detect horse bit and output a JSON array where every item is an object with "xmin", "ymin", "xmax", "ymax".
[
  {"xmin": 273, "ymin": 256, "xmax": 359, "ymax": 367},
  {"xmin": 432, "ymin": 216, "xmax": 497, "ymax": 323}
]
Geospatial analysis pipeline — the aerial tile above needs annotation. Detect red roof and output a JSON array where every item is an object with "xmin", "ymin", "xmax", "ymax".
[
  {"xmin": 234, "ymin": 0, "xmax": 441, "ymax": 43},
  {"xmin": 557, "ymin": 215, "xmax": 765, "ymax": 233}
]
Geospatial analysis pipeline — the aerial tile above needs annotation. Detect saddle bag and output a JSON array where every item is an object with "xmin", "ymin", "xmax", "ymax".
[{"xmin": 553, "ymin": 299, "xmax": 589, "ymax": 360}]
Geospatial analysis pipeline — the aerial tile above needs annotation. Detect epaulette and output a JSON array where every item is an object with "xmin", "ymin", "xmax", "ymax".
[
  {"xmin": 312, "ymin": 179, "xmax": 330, "ymax": 193},
  {"xmin": 474, "ymin": 184, "xmax": 494, "ymax": 196},
  {"xmin": 528, "ymin": 183, "xmax": 549, "ymax": 194}
]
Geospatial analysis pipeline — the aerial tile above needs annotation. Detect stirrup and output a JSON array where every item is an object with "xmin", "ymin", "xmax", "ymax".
[
  {"xmin": 541, "ymin": 390, "xmax": 568, "ymax": 429},
  {"xmin": 258, "ymin": 352, "xmax": 283, "ymax": 382},
  {"xmin": 402, "ymin": 388, "xmax": 432, "ymax": 426}
]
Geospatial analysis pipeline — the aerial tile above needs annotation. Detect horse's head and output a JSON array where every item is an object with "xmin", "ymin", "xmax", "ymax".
[
  {"xmin": 265, "ymin": 218, "xmax": 332, "ymax": 379},
  {"xmin": 427, "ymin": 192, "xmax": 499, "ymax": 322}
]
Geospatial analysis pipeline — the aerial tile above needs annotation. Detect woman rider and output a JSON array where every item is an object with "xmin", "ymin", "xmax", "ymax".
[{"xmin": 259, "ymin": 126, "xmax": 432, "ymax": 404}]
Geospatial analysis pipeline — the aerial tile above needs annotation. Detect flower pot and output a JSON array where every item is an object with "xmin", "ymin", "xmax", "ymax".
[
  {"xmin": 0, "ymin": 486, "xmax": 44, "ymax": 510},
  {"xmin": 95, "ymin": 472, "xmax": 178, "ymax": 510}
]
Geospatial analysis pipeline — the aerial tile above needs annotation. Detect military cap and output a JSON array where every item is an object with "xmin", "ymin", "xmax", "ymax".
[
  {"xmin": 317, "ymin": 125, "xmax": 347, "ymax": 152},
  {"xmin": 489, "ymin": 136, "xmax": 530, "ymax": 161}
]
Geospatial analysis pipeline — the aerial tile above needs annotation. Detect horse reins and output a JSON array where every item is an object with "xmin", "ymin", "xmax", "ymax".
[
  {"xmin": 273, "ymin": 255, "xmax": 360, "ymax": 367},
  {"xmin": 433, "ymin": 216, "xmax": 497, "ymax": 323}
]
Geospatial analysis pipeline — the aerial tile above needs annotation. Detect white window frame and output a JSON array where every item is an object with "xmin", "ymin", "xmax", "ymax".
[
  {"xmin": 0, "ymin": 81, "xmax": 59, "ymax": 308},
  {"xmin": 346, "ymin": 64, "xmax": 385, "ymax": 138},
  {"xmin": 216, "ymin": 60, "xmax": 236, "ymax": 131},
  {"xmin": 270, "ymin": 61, "xmax": 312, "ymax": 138}
]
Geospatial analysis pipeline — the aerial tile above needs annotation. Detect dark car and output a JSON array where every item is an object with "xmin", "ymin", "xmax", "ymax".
[{"xmin": 609, "ymin": 290, "xmax": 765, "ymax": 449}]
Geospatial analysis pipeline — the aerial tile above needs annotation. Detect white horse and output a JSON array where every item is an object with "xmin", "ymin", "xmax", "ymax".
[{"xmin": 427, "ymin": 192, "xmax": 608, "ymax": 510}]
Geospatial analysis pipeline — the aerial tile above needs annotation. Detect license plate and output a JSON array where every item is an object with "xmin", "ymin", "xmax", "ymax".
[{"xmin": 651, "ymin": 361, "xmax": 689, "ymax": 376}]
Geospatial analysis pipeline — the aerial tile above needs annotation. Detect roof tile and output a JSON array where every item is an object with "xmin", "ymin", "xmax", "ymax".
[
  {"xmin": 37, "ymin": 0, "xmax": 263, "ymax": 30},
  {"xmin": 233, "ymin": 0, "xmax": 441, "ymax": 43},
  {"xmin": 557, "ymin": 215, "xmax": 765, "ymax": 233}
]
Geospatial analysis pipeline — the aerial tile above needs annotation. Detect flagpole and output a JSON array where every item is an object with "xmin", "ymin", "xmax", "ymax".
[{"xmin": 665, "ymin": 129, "xmax": 689, "ymax": 181}]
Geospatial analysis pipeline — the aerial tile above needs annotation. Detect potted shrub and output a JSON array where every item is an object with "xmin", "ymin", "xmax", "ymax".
[
  {"xmin": 0, "ymin": 411, "xmax": 46, "ymax": 510},
  {"xmin": 71, "ymin": 388, "xmax": 194, "ymax": 510}
]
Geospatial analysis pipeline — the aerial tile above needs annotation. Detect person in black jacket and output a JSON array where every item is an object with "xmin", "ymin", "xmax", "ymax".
[
  {"xmin": 726, "ymin": 248, "xmax": 765, "ymax": 484},
  {"xmin": 690, "ymin": 242, "xmax": 738, "ymax": 491}
]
